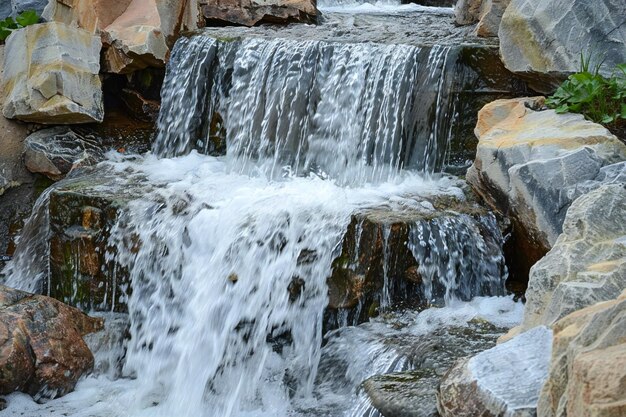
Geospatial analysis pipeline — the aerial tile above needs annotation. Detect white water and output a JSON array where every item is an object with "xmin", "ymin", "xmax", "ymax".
[{"xmin": 4, "ymin": 294, "xmax": 523, "ymax": 417}]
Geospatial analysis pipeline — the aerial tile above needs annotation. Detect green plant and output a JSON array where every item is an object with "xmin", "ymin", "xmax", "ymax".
[
  {"xmin": 546, "ymin": 54, "xmax": 626, "ymax": 127},
  {"xmin": 0, "ymin": 10, "xmax": 40, "ymax": 42}
]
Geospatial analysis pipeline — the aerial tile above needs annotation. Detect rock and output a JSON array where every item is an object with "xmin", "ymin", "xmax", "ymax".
[
  {"xmin": 476, "ymin": 0, "xmax": 509, "ymax": 37},
  {"xmin": 325, "ymin": 191, "xmax": 507, "ymax": 330},
  {"xmin": 0, "ymin": 2, "xmax": 12, "ymax": 19},
  {"xmin": 437, "ymin": 326, "xmax": 552, "ymax": 417},
  {"xmin": 0, "ymin": 285, "xmax": 103, "ymax": 400},
  {"xmin": 200, "ymin": 0, "xmax": 317, "ymax": 27},
  {"xmin": 120, "ymin": 89, "xmax": 160, "ymax": 122},
  {"xmin": 9, "ymin": 0, "xmax": 47, "ymax": 18},
  {"xmin": 1, "ymin": 22, "xmax": 103, "ymax": 124},
  {"xmin": 506, "ymin": 184, "xmax": 626, "ymax": 338},
  {"xmin": 538, "ymin": 290, "xmax": 626, "ymax": 417},
  {"xmin": 467, "ymin": 97, "xmax": 626, "ymax": 255},
  {"xmin": 499, "ymin": 0, "xmax": 626, "ymax": 90},
  {"xmin": 23, "ymin": 128, "xmax": 104, "ymax": 181},
  {"xmin": 44, "ymin": 0, "xmax": 200, "ymax": 74},
  {"xmin": 454, "ymin": 0, "xmax": 482, "ymax": 25}
]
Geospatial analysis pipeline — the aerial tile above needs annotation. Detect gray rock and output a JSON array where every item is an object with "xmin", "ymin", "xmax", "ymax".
[
  {"xmin": 23, "ymin": 127, "xmax": 104, "ymax": 181},
  {"xmin": 510, "ymin": 184, "xmax": 626, "ymax": 335},
  {"xmin": 437, "ymin": 326, "xmax": 552, "ymax": 417},
  {"xmin": 499, "ymin": 0, "xmax": 626, "ymax": 89},
  {"xmin": 0, "ymin": 2, "xmax": 12, "ymax": 20},
  {"xmin": 467, "ymin": 97, "xmax": 626, "ymax": 253},
  {"xmin": 11, "ymin": 0, "xmax": 47, "ymax": 17},
  {"xmin": 476, "ymin": 0, "xmax": 510, "ymax": 37},
  {"xmin": 454, "ymin": 0, "xmax": 482, "ymax": 25}
]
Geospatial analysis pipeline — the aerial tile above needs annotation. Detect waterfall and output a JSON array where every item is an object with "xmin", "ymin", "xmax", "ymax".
[
  {"xmin": 154, "ymin": 36, "xmax": 456, "ymax": 184},
  {"xmin": 3, "ymin": 26, "xmax": 512, "ymax": 417}
]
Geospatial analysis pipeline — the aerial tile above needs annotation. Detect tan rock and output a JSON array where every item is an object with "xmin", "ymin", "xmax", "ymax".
[
  {"xmin": 454, "ymin": 0, "xmax": 482, "ymax": 26},
  {"xmin": 200, "ymin": 0, "xmax": 316, "ymax": 27},
  {"xmin": 538, "ymin": 291, "xmax": 626, "ymax": 417},
  {"xmin": 0, "ymin": 285, "xmax": 103, "ymax": 400},
  {"xmin": 476, "ymin": 0, "xmax": 510, "ymax": 37},
  {"xmin": 44, "ymin": 0, "xmax": 201, "ymax": 74},
  {"xmin": 0, "ymin": 22, "xmax": 103, "ymax": 124}
]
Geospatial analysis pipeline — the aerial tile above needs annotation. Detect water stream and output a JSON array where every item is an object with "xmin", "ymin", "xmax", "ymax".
[{"xmin": 4, "ymin": 4, "xmax": 520, "ymax": 417}]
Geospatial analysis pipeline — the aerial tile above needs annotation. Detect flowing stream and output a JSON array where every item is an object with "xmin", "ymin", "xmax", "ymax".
[{"xmin": 3, "ymin": 4, "xmax": 521, "ymax": 417}]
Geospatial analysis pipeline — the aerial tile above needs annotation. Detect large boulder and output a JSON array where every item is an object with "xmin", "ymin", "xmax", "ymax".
[
  {"xmin": 506, "ymin": 184, "xmax": 626, "ymax": 339},
  {"xmin": 437, "ymin": 326, "xmax": 553, "ymax": 417},
  {"xmin": 43, "ymin": 0, "xmax": 200, "ymax": 74},
  {"xmin": 499, "ymin": 0, "xmax": 626, "ymax": 90},
  {"xmin": 538, "ymin": 290, "xmax": 626, "ymax": 417},
  {"xmin": 467, "ymin": 97, "xmax": 626, "ymax": 256},
  {"xmin": 199, "ymin": 0, "xmax": 317, "ymax": 27},
  {"xmin": 0, "ymin": 285, "xmax": 103, "ymax": 400},
  {"xmin": 0, "ymin": 22, "xmax": 103, "ymax": 124},
  {"xmin": 475, "ymin": 0, "xmax": 509, "ymax": 37}
]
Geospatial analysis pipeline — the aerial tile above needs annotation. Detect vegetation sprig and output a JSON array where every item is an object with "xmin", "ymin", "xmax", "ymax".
[{"xmin": 0, "ymin": 10, "xmax": 40, "ymax": 42}]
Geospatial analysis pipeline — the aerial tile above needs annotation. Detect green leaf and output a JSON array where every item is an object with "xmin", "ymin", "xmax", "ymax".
[
  {"xmin": 2, "ymin": 17, "xmax": 18, "ymax": 29},
  {"xmin": 621, "ymin": 103, "xmax": 626, "ymax": 120},
  {"xmin": 601, "ymin": 114, "xmax": 615, "ymax": 124},
  {"xmin": 16, "ymin": 10, "xmax": 39, "ymax": 27},
  {"xmin": 0, "ymin": 28, "xmax": 11, "ymax": 41},
  {"xmin": 554, "ymin": 104, "xmax": 570, "ymax": 114}
]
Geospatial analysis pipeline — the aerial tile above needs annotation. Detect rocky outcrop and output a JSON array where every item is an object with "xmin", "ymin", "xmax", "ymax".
[
  {"xmin": 454, "ymin": 0, "xmax": 482, "ymax": 25},
  {"xmin": 0, "ymin": 285, "xmax": 103, "ymax": 400},
  {"xmin": 537, "ymin": 291, "xmax": 626, "ymax": 417},
  {"xmin": 499, "ymin": 0, "xmax": 626, "ymax": 90},
  {"xmin": 199, "ymin": 0, "xmax": 316, "ymax": 27},
  {"xmin": 437, "ymin": 326, "xmax": 552, "ymax": 417},
  {"xmin": 1, "ymin": 22, "xmax": 103, "ymax": 124},
  {"xmin": 23, "ymin": 128, "xmax": 105, "ymax": 181},
  {"xmin": 44, "ymin": 0, "xmax": 200, "ymax": 74},
  {"xmin": 467, "ymin": 97, "xmax": 626, "ymax": 255},
  {"xmin": 505, "ymin": 184, "xmax": 626, "ymax": 341}
]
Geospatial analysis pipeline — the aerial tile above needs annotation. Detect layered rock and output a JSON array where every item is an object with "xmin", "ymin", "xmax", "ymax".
[
  {"xmin": 499, "ymin": 0, "xmax": 626, "ymax": 90},
  {"xmin": 538, "ymin": 290, "xmax": 626, "ymax": 417},
  {"xmin": 506, "ymin": 184, "xmax": 626, "ymax": 339},
  {"xmin": 43, "ymin": 0, "xmax": 200, "ymax": 74},
  {"xmin": 0, "ymin": 285, "xmax": 103, "ymax": 400},
  {"xmin": 437, "ymin": 326, "xmax": 552, "ymax": 417},
  {"xmin": 467, "ymin": 97, "xmax": 626, "ymax": 256},
  {"xmin": 199, "ymin": 0, "xmax": 317, "ymax": 27},
  {"xmin": 23, "ymin": 128, "xmax": 105, "ymax": 181},
  {"xmin": 1, "ymin": 22, "xmax": 103, "ymax": 124}
]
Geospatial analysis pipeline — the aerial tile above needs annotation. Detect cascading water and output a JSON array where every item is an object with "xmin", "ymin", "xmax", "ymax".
[{"xmin": 4, "ymin": 6, "xmax": 520, "ymax": 417}]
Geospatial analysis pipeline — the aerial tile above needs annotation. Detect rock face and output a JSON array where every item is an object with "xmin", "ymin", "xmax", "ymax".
[
  {"xmin": 508, "ymin": 184, "xmax": 626, "ymax": 338},
  {"xmin": 467, "ymin": 97, "xmax": 626, "ymax": 256},
  {"xmin": 199, "ymin": 0, "xmax": 316, "ymax": 27},
  {"xmin": 43, "ymin": 0, "xmax": 200, "ymax": 74},
  {"xmin": 437, "ymin": 326, "xmax": 552, "ymax": 417},
  {"xmin": 538, "ymin": 291, "xmax": 626, "ymax": 417},
  {"xmin": 499, "ymin": 0, "xmax": 626, "ymax": 89},
  {"xmin": 0, "ymin": 285, "xmax": 103, "ymax": 400},
  {"xmin": 1, "ymin": 22, "xmax": 103, "ymax": 124},
  {"xmin": 454, "ymin": 0, "xmax": 482, "ymax": 25},
  {"xmin": 23, "ymin": 128, "xmax": 104, "ymax": 181}
]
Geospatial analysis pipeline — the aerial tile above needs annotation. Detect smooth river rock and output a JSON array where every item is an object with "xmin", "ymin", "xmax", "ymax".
[
  {"xmin": 505, "ymin": 184, "xmax": 626, "ymax": 340},
  {"xmin": 499, "ymin": 0, "xmax": 626, "ymax": 90},
  {"xmin": 200, "ymin": 0, "xmax": 317, "ymax": 27},
  {"xmin": 0, "ymin": 22, "xmax": 103, "ymax": 124},
  {"xmin": 0, "ymin": 285, "xmax": 103, "ymax": 400},
  {"xmin": 467, "ymin": 97, "xmax": 626, "ymax": 255},
  {"xmin": 437, "ymin": 326, "xmax": 552, "ymax": 417},
  {"xmin": 538, "ymin": 290, "xmax": 626, "ymax": 417}
]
